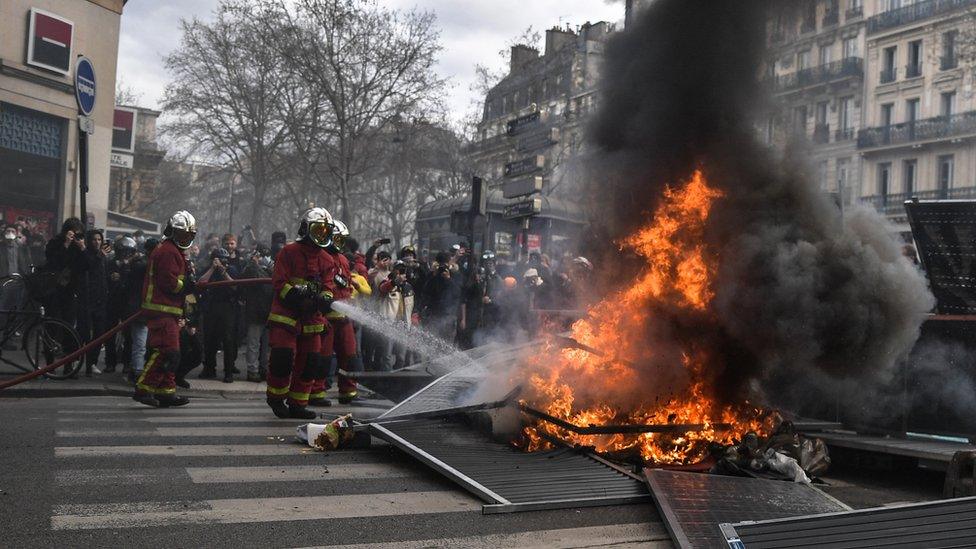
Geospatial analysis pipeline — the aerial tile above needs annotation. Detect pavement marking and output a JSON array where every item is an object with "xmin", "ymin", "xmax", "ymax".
[
  {"xmin": 185, "ymin": 463, "xmax": 413, "ymax": 483},
  {"xmin": 51, "ymin": 491, "xmax": 480, "ymax": 530},
  {"xmin": 57, "ymin": 416, "xmax": 308, "ymax": 423},
  {"xmin": 309, "ymin": 523, "xmax": 672, "ymax": 549},
  {"xmin": 56, "ymin": 468, "xmax": 185, "ymax": 486},
  {"xmin": 55, "ymin": 426, "xmax": 299, "ymax": 437},
  {"xmin": 55, "ymin": 444, "xmax": 314, "ymax": 457}
]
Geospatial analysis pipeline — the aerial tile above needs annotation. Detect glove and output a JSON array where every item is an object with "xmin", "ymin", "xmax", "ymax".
[
  {"xmin": 315, "ymin": 292, "xmax": 334, "ymax": 314},
  {"xmin": 283, "ymin": 284, "xmax": 313, "ymax": 311}
]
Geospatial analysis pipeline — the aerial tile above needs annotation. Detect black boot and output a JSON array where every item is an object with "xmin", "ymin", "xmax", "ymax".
[
  {"xmin": 132, "ymin": 393, "xmax": 159, "ymax": 407},
  {"xmin": 267, "ymin": 398, "xmax": 290, "ymax": 419},
  {"xmin": 156, "ymin": 394, "xmax": 190, "ymax": 407},
  {"xmin": 223, "ymin": 371, "xmax": 234, "ymax": 383},
  {"xmin": 175, "ymin": 377, "xmax": 191, "ymax": 389},
  {"xmin": 288, "ymin": 404, "xmax": 317, "ymax": 419},
  {"xmin": 308, "ymin": 398, "xmax": 332, "ymax": 407}
]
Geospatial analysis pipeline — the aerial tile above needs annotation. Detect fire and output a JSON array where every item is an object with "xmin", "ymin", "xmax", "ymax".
[{"xmin": 520, "ymin": 170, "xmax": 771, "ymax": 464}]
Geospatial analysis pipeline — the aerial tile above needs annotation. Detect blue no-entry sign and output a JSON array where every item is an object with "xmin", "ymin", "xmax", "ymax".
[{"xmin": 75, "ymin": 56, "xmax": 96, "ymax": 116}]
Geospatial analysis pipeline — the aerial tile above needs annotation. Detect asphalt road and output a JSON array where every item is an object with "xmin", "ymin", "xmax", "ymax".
[{"xmin": 0, "ymin": 395, "xmax": 667, "ymax": 548}]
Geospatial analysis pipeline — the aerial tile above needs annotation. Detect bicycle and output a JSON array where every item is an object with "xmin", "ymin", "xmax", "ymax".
[{"xmin": 0, "ymin": 274, "xmax": 84, "ymax": 380}]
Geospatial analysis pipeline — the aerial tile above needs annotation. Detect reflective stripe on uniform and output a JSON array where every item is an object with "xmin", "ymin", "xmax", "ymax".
[
  {"xmin": 309, "ymin": 391, "xmax": 326, "ymax": 400},
  {"xmin": 302, "ymin": 323, "xmax": 324, "ymax": 334},
  {"xmin": 325, "ymin": 311, "xmax": 345, "ymax": 319},
  {"xmin": 288, "ymin": 390, "xmax": 310, "ymax": 401},
  {"xmin": 268, "ymin": 313, "xmax": 297, "ymax": 327},
  {"xmin": 142, "ymin": 262, "xmax": 183, "ymax": 316},
  {"xmin": 266, "ymin": 385, "xmax": 289, "ymax": 396},
  {"xmin": 174, "ymin": 274, "xmax": 184, "ymax": 293},
  {"xmin": 135, "ymin": 351, "xmax": 160, "ymax": 392},
  {"xmin": 279, "ymin": 283, "xmax": 294, "ymax": 300}
]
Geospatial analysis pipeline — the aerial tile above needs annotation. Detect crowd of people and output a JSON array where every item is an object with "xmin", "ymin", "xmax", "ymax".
[{"xmin": 0, "ymin": 211, "xmax": 595, "ymax": 414}]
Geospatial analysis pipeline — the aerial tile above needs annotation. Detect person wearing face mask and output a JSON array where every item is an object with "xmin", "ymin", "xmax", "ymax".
[{"xmin": 0, "ymin": 225, "xmax": 30, "ymax": 279}]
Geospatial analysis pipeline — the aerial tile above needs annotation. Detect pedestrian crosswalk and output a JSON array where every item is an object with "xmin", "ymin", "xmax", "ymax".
[{"xmin": 46, "ymin": 396, "xmax": 668, "ymax": 547}]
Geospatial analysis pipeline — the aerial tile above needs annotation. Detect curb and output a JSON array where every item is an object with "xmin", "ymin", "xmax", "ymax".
[{"xmin": 0, "ymin": 382, "xmax": 267, "ymax": 400}]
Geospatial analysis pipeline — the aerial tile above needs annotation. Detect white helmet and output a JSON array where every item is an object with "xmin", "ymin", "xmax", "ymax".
[
  {"xmin": 330, "ymin": 219, "xmax": 349, "ymax": 251},
  {"xmin": 163, "ymin": 210, "xmax": 197, "ymax": 250},
  {"xmin": 297, "ymin": 207, "xmax": 334, "ymax": 248}
]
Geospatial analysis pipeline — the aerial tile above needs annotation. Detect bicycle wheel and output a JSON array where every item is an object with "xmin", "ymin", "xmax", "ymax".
[{"xmin": 24, "ymin": 318, "xmax": 84, "ymax": 380}]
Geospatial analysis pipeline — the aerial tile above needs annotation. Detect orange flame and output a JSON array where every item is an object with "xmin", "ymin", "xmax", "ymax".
[{"xmin": 520, "ymin": 170, "xmax": 771, "ymax": 464}]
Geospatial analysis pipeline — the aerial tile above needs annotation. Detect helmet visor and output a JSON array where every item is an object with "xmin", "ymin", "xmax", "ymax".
[
  {"xmin": 333, "ymin": 233, "xmax": 346, "ymax": 250},
  {"xmin": 173, "ymin": 229, "xmax": 196, "ymax": 250},
  {"xmin": 309, "ymin": 222, "xmax": 333, "ymax": 247}
]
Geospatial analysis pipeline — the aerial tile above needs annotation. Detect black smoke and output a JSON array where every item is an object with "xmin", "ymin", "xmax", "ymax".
[{"xmin": 586, "ymin": 0, "xmax": 934, "ymax": 408}]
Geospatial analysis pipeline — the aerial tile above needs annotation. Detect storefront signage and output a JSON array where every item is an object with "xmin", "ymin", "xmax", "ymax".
[
  {"xmin": 74, "ymin": 57, "xmax": 96, "ymax": 116},
  {"xmin": 503, "ymin": 155, "xmax": 544, "ymax": 178},
  {"xmin": 503, "ymin": 176, "xmax": 543, "ymax": 199},
  {"xmin": 110, "ymin": 152, "xmax": 133, "ymax": 169},
  {"xmin": 27, "ymin": 8, "xmax": 74, "ymax": 75},
  {"xmin": 503, "ymin": 197, "xmax": 542, "ymax": 220},
  {"xmin": 112, "ymin": 107, "xmax": 137, "ymax": 152},
  {"xmin": 517, "ymin": 127, "xmax": 559, "ymax": 153},
  {"xmin": 506, "ymin": 110, "xmax": 540, "ymax": 136}
]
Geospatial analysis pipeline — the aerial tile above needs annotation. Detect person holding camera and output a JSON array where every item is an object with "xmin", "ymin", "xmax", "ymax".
[
  {"xmin": 42, "ymin": 217, "xmax": 90, "ymax": 330},
  {"xmin": 376, "ymin": 262, "xmax": 414, "ymax": 370},
  {"xmin": 198, "ymin": 247, "xmax": 241, "ymax": 383}
]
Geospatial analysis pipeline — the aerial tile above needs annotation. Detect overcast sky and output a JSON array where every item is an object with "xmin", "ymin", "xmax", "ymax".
[{"xmin": 117, "ymin": 1, "xmax": 624, "ymax": 122}]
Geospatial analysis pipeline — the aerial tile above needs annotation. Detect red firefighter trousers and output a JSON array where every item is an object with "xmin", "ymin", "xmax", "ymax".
[
  {"xmin": 312, "ymin": 318, "xmax": 357, "ymax": 399},
  {"xmin": 136, "ymin": 316, "xmax": 180, "ymax": 396},
  {"xmin": 267, "ymin": 324, "xmax": 322, "ymax": 406}
]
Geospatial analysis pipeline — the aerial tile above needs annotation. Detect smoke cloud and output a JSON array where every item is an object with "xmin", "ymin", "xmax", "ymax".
[{"xmin": 586, "ymin": 0, "xmax": 935, "ymax": 408}]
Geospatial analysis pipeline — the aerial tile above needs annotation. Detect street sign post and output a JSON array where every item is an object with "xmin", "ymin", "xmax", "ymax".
[
  {"xmin": 517, "ymin": 127, "xmax": 560, "ymax": 153},
  {"xmin": 503, "ymin": 176, "xmax": 544, "ymax": 199},
  {"xmin": 506, "ymin": 111, "xmax": 541, "ymax": 136},
  {"xmin": 74, "ymin": 56, "xmax": 95, "ymax": 229},
  {"xmin": 503, "ymin": 197, "xmax": 542, "ymax": 220}
]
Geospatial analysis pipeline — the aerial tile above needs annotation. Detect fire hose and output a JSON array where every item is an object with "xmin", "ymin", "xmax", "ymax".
[{"xmin": 0, "ymin": 277, "xmax": 273, "ymax": 390}]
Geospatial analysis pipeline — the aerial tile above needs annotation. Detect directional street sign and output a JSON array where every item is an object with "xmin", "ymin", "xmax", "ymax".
[
  {"xmin": 78, "ymin": 115, "xmax": 94, "ymax": 135},
  {"xmin": 503, "ymin": 197, "xmax": 542, "ymax": 220},
  {"xmin": 504, "ymin": 155, "xmax": 544, "ymax": 178},
  {"xmin": 517, "ymin": 127, "xmax": 560, "ymax": 153},
  {"xmin": 503, "ymin": 176, "xmax": 543, "ymax": 199},
  {"xmin": 506, "ymin": 111, "xmax": 541, "ymax": 136},
  {"xmin": 74, "ymin": 56, "xmax": 96, "ymax": 116}
]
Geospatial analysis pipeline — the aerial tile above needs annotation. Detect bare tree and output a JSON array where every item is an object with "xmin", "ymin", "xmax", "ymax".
[
  {"xmin": 254, "ymin": 0, "xmax": 446, "ymax": 227},
  {"xmin": 161, "ymin": 3, "xmax": 292, "ymax": 236}
]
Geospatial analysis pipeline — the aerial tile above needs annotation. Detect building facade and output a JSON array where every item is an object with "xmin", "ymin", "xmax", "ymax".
[
  {"xmin": 108, "ymin": 104, "xmax": 164, "ymax": 220},
  {"xmin": 0, "ymin": 0, "xmax": 125, "ymax": 237},
  {"xmin": 858, "ymin": 0, "xmax": 976, "ymax": 232},
  {"xmin": 766, "ymin": 0, "xmax": 868, "ymax": 208}
]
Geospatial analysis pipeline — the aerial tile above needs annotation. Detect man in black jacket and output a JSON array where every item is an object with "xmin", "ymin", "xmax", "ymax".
[
  {"xmin": 242, "ymin": 246, "xmax": 273, "ymax": 382},
  {"xmin": 77, "ymin": 229, "xmax": 111, "ymax": 376},
  {"xmin": 43, "ymin": 218, "xmax": 88, "ymax": 330},
  {"xmin": 199, "ymin": 247, "xmax": 241, "ymax": 382}
]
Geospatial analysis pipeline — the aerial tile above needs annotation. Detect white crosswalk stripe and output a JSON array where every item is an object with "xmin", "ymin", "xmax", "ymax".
[{"xmin": 52, "ymin": 492, "xmax": 480, "ymax": 530}]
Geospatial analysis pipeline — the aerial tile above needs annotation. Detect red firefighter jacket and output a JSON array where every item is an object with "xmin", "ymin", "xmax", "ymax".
[
  {"xmin": 268, "ymin": 240, "xmax": 336, "ymax": 334},
  {"xmin": 326, "ymin": 252, "xmax": 356, "ymax": 319},
  {"xmin": 141, "ymin": 239, "xmax": 188, "ymax": 318}
]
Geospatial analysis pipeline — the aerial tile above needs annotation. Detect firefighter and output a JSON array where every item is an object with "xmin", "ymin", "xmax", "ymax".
[
  {"xmin": 133, "ymin": 211, "xmax": 196, "ymax": 407},
  {"xmin": 310, "ymin": 220, "xmax": 370, "ymax": 406},
  {"xmin": 266, "ymin": 207, "xmax": 336, "ymax": 419}
]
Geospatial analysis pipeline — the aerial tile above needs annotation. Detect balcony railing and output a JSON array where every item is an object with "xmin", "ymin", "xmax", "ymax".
[
  {"xmin": 857, "ymin": 110, "xmax": 976, "ymax": 149},
  {"xmin": 862, "ymin": 187, "xmax": 976, "ymax": 214},
  {"xmin": 880, "ymin": 67, "xmax": 897, "ymax": 83},
  {"xmin": 836, "ymin": 127, "xmax": 856, "ymax": 141},
  {"xmin": 823, "ymin": 10, "xmax": 839, "ymax": 27},
  {"xmin": 813, "ymin": 123, "xmax": 830, "ymax": 144},
  {"xmin": 941, "ymin": 55, "xmax": 958, "ymax": 70},
  {"xmin": 868, "ymin": 0, "xmax": 976, "ymax": 34},
  {"xmin": 774, "ymin": 57, "xmax": 863, "ymax": 92},
  {"xmin": 846, "ymin": 5, "xmax": 864, "ymax": 19},
  {"xmin": 801, "ymin": 19, "xmax": 816, "ymax": 33},
  {"xmin": 906, "ymin": 63, "xmax": 922, "ymax": 78}
]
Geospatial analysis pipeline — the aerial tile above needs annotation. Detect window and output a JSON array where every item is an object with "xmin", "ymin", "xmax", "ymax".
[
  {"xmin": 878, "ymin": 163, "xmax": 891, "ymax": 202},
  {"xmin": 125, "ymin": 180, "xmax": 132, "ymax": 202},
  {"xmin": 938, "ymin": 155, "xmax": 954, "ymax": 197},
  {"xmin": 839, "ymin": 96, "xmax": 854, "ymax": 131},
  {"xmin": 941, "ymin": 91, "xmax": 956, "ymax": 117},
  {"xmin": 843, "ymin": 37, "xmax": 859, "ymax": 58},
  {"xmin": 819, "ymin": 44, "xmax": 832, "ymax": 66},
  {"xmin": 903, "ymin": 159, "xmax": 916, "ymax": 195},
  {"xmin": 850, "ymin": 0, "xmax": 862, "ymax": 10},
  {"xmin": 837, "ymin": 157, "xmax": 851, "ymax": 200},
  {"xmin": 942, "ymin": 30, "xmax": 958, "ymax": 69},
  {"xmin": 881, "ymin": 46, "xmax": 897, "ymax": 82},
  {"xmin": 793, "ymin": 105, "xmax": 808, "ymax": 133},
  {"xmin": 883, "ymin": 0, "xmax": 901, "ymax": 11},
  {"xmin": 907, "ymin": 40, "xmax": 922, "ymax": 78},
  {"xmin": 819, "ymin": 160, "xmax": 830, "ymax": 190},
  {"xmin": 797, "ymin": 50, "xmax": 811, "ymax": 70},
  {"xmin": 906, "ymin": 98, "xmax": 919, "ymax": 122},
  {"xmin": 881, "ymin": 103, "xmax": 894, "ymax": 126},
  {"xmin": 816, "ymin": 101, "xmax": 829, "ymax": 125}
]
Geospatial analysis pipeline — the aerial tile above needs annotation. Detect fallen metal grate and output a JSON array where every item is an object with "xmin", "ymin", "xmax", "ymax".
[
  {"xmin": 645, "ymin": 469, "xmax": 849, "ymax": 549},
  {"xmin": 905, "ymin": 199, "xmax": 976, "ymax": 314},
  {"xmin": 724, "ymin": 496, "xmax": 976, "ymax": 548},
  {"xmin": 369, "ymin": 417, "xmax": 650, "ymax": 514}
]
